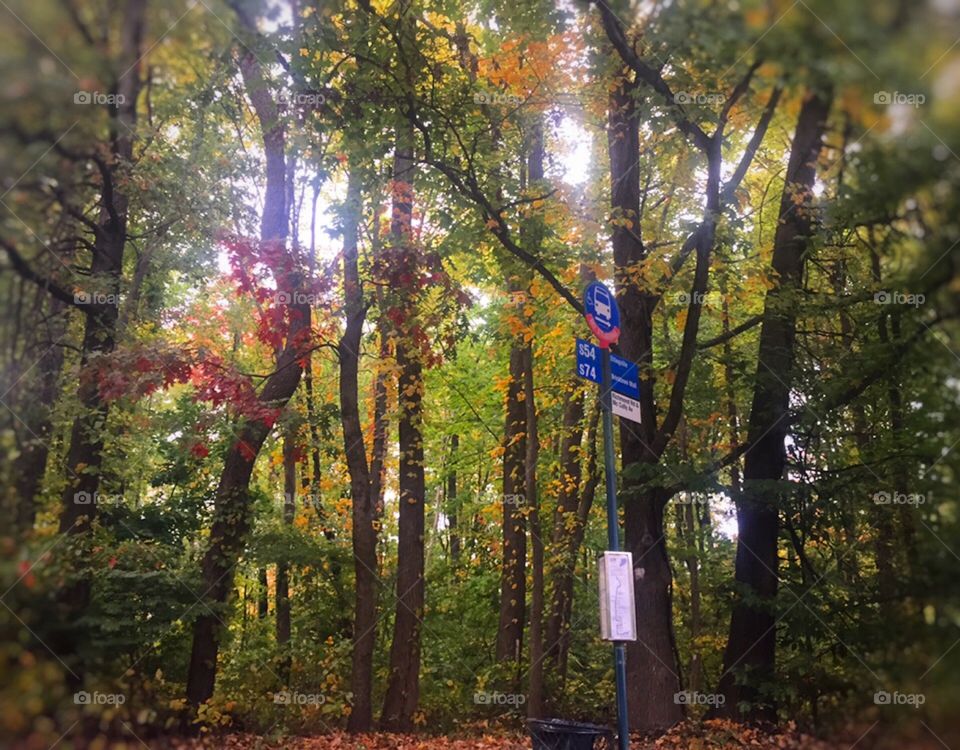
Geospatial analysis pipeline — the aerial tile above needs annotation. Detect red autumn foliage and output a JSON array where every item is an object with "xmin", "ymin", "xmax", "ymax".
[
  {"xmin": 190, "ymin": 442, "xmax": 210, "ymax": 458},
  {"xmin": 88, "ymin": 235, "xmax": 329, "ymax": 436}
]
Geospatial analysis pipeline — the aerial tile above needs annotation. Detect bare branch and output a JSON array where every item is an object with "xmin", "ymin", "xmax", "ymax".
[
  {"xmin": 0, "ymin": 237, "xmax": 83, "ymax": 309},
  {"xmin": 717, "ymin": 60, "xmax": 763, "ymax": 132},
  {"xmin": 590, "ymin": 0, "xmax": 712, "ymax": 152},
  {"xmin": 721, "ymin": 87, "xmax": 783, "ymax": 203}
]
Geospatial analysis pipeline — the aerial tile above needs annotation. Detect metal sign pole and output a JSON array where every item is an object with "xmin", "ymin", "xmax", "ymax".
[
  {"xmin": 601, "ymin": 346, "xmax": 630, "ymax": 750},
  {"xmin": 582, "ymin": 281, "xmax": 632, "ymax": 750}
]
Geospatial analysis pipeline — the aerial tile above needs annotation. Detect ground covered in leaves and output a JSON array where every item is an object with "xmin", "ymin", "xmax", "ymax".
[{"xmin": 29, "ymin": 720, "xmax": 946, "ymax": 750}]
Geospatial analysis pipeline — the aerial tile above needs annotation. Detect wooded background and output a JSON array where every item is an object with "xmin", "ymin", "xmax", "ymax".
[{"xmin": 1, "ymin": 0, "xmax": 958, "ymax": 746}]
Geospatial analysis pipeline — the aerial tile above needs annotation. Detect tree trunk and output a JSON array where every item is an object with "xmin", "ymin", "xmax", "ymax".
[
  {"xmin": 447, "ymin": 433, "xmax": 461, "ymax": 564},
  {"xmin": 544, "ymin": 382, "xmax": 585, "ymax": 665},
  {"xmin": 714, "ymin": 88, "xmax": 832, "ymax": 719},
  {"xmin": 608, "ymin": 73, "xmax": 684, "ymax": 731},
  {"xmin": 682, "ymin": 497, "xmax": 703, "ymax": 694},
  {"xmin": 525, "ymin": 345, "xmax": 544, "ymax": 718},
  {"xmin": 56, "ymin": 0, "xmax": 146, "ymax": 627},
  {"xmin": 870, "ymin": 249, "xmax": 918, "ymax": 575},
  {"xmin": 186, "ymin": 23, "xmax": 311, "ymax": 706},
  {"xmin": 14, "ymin": 298, "xmax": 65, "ymax": 531},
  {"xmin": 380, "ymin": 115, "xmax": 425, "ymax": 732},
  {"xmin": 551, "ymin": 403, "xmax": 601, "ymax": 682},
  {"xmin": 338, "ymin": 168, "xmax": 379, "ymax": 733},
  {"xmin": 495, "ymin": 333, "xmax": 528, "ymax": 663},
  {"xmin": 258, "ymin": 568, "xmax": 269, "ymax": 619},
  {"xmin": 276, "ymin": 428, "xmax": 297, "ymax": 678},
  {"xmin": 497, "ymin": 115, "xmax": 546, "ymax": 667}
]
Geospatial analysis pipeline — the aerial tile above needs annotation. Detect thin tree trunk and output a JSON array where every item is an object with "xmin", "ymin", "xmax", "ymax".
[
  {"xmin": 276, "ymin": 150, "xmax": 299, "ymax": 668},
  {"xmin": 554, "ymin": 403, "xmax": 601, "ymax": 681},
  {"xmin": 276, "ymin": 428, "xmax": 296, "ymax": 678},
  {"xmin": 258, "ymin": 568, "xmax": 269, "ymax": 619},
  {"xmin": 544, "ymin": 382, "xmax": 585, "ymax": 665},
  {"xmin": 525, "ymin": 345, "xmax": 544, "ymax": 718},
  {"xmin": 870, "ymin": 249, "xmax": 917, "ymax": 573},
  {"xmin": 303, "ymin": 178, "xmax": 327, "ymax": 528},
  {"xmin": 447, "ymin": 434, "xmax": 461, "ymax": 565},
  {"xmin": 338, "ymin": 168, "xmax": 379, "ymax": 733},
  {"xmin": 544, "ymin": 262, "xmax": 596, "ymax": 678},
  {"xmin": 14, "ymin": 297, "xmax": 66, "ymax": 531}
]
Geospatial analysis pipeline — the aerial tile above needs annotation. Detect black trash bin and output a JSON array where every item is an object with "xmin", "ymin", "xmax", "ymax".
[{"xmin": 527, "ymin": 718, "xmax": 614, "ymax": 750}]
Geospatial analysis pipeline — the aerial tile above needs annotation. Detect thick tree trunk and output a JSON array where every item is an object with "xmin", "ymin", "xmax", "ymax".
[
  {"xmin": 380, "ymin": 116, "xmax": 425, "ymax": 732},
  {"xmin": 59, "ymin": 0, "xmax": 144, "ymax": 533},
  {"xmin": 370, "ymin": 308, "xmax": 390, "ymax": 513},
  {"xmin": 608, "ymin": 74, "xmax": 684, "ymax": 731},
  {"xmin": 59, "ymin": 304, "xmax": 119, "ymax": 535},
  {"xmin": 186, "ymin": 307, "xmax": 309, "ymax": 705},
  {"xmin": 380, "ymin": 340, "xmax": 425, "ymax": 730},
  {"xmin": 186, "ymin": 25, "xmax": 311, "ymax": 706},
  {"xmin": 715, "ymin": 88, "xmax": 832, "ymax": 719},
  {"xmin": 56, "ymin": 0, "xmax": 146, "ymax": 628}
]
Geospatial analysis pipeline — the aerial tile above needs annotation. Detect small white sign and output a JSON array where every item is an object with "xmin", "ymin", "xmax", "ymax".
[
  {"xmin": 611, "ymin": 392, "xmax": 641, "ymax": 424},
  {"xmin": 598, "ymin": 551, "xmax": 637, "ymax": 641}
]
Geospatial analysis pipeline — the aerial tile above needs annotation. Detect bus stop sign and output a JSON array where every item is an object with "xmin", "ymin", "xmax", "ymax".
[{"xmin": 584, "ymin": 281, "xmax": 620, "ymax": 347}]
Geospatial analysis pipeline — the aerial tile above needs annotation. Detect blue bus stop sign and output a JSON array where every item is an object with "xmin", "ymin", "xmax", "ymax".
[{"xmin": 584, "ymin": 281, "xmax": 620, "ymax": 347}]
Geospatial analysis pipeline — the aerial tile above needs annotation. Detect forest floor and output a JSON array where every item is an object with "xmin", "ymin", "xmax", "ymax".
[{"xmin": 143, "ymin": 720, "xmax": 951, "ymax": 750}]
